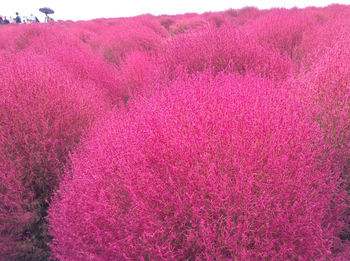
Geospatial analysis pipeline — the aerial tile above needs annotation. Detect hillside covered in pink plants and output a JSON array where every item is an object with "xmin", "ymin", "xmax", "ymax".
[{"xmin": 1, "ymin": 4, "xmax": 350, "ymax": 260}]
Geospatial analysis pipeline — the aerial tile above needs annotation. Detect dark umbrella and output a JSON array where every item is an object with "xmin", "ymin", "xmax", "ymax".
[{"xmin": 39, "ymin": 7, "xmax": 54, "ymax": 15}]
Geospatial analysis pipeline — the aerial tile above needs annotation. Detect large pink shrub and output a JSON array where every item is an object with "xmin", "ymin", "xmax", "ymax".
[
  {"xmin": 117, "ymin": 51, "xmax": 162, "ymax": 102},
  {"xmin": 297, "ymin": 36, "xmax": 350, "ymax": 166},
  {"xmin": 43, "ymin": 43, "xmax": 121, "ymax": 105},
  {"xmin": 6, "ymin": 23, "xmax": 75, "ymax": 53},
  {"xmin": 6, "ymin": 24, "xmax": 121, "ymax": 105},
  {"xmin": 1, "ymin": 21, "xmax": 162, "ymax": 105},
  {"xmin": 168, "ymin": 15, "xmax": 209, "ymax": 35},
  {"xmin": 0, "ymin": 51, "xmax": 107, "ymax": 260},
  {"xmin": 229, "ymin": 7, "xmax": 263, "ymax": 26},
  {"xmin": 296, "ymin": 18, "xmax": 350, "ymax": 70},
  {"xmin": 87, "ymin": 17, "xmax": 167, "ymax": 65},
  {"xmin": 296, "ymin": 36, "xmax": 350, "ymax": 242},
  {"xmin": 201, "ymin": 12, "xmax": 229, "ymax": 28},
  {"xmin": 159, "ymin": 24, "xmax": 291, "ymax": 81},
  {"xmin": 49, "ymin": 72, "xmax": 349, "ymax": 260},
  {"xmin": 242, "ymin": 8, "xmax": 317, "ymax": 62}
]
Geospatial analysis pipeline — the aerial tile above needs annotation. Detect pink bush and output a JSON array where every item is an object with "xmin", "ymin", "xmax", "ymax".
[
  {"xmin": 1, "ymin": 21, "xmax": 162, "ymax": 105},
  {"xmin": 42, "ymin": 43, "xmax": 121, "ymax": 105},
  {"xmin": 203, "ymin": 12, "xmax": 228, "ymax": 28},
  {"xmin": 243, "ymin": 5, "xmax": 350, "ymax": 69},
  {"xmin": 5, "ymin": 24, "xmax": 121, "ymax": 105},
  {"xmin": 49, "ymin": 72, "xmax": 349, "ymax": 260},
  {"xmin": 159, "ymin": 24, "xmax": 292, "ymax": 81},
  {"xmin": 0, "ymin": 51, "xmax": 107, "ymax": 259},
  {"xmin": 168, "ymin": 15, "xmax": 209, "ymax": 35},
  {"xmin": 293, "ymin": 33, "xmax": 350, "ymax": 243},
  {"xmin": 297, "ymin": 39, "xmax": 350, "ymax": 244},
  {"xmin": 117, "ymin": 51, "xmax": 161, "ymax": 102},
  {"xmin": 0, "ymin": 158, "xmax": 34, "ymax": 260},
  {"xmin": 90, "ymin": 17, "xmax": 167, "ymax": 65},
  {"xmin": 296, "ymin": 19, "xmax": 350, "ymax": 70},
  {"xmin": 6, "ymin": 23, "xmax": 76, "ymax": 53},
  {"xmin": 230, "ymin": 7, "xmax": 262, "ymax": 26},
  {"xmin": 297, "ymin": 36, "xmax": 350, "ymax": 166},
  {"xmin": 242, "ymin": 8, "xmax": 317, "ymax": 61}
]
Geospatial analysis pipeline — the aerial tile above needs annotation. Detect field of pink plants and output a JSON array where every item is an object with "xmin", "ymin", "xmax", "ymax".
[{"xmin": 1, "ymin": 5, "xmax": 350, "ymax": 260}]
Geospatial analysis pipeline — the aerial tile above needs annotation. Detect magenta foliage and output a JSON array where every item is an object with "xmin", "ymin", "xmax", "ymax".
[
  {"xmin": 296, "ymin": 18, "xmax": 350, "ymax": 70},
  {"xmin": 89, "ymin": 17, "xmax": 168, "ymax": 65},
  {"xmin": 243, "ymin": 8, "xmax": 317, "ymax": 60},
  {"xmin": 295, "ymin": 37, "xmax": 350, "ymax": 244},
  {"xmin": 0, "ymin": 158, "xmax": 34, "ymax": 260},
  {"xmin": 293, "ymin": 32, "xmax": 350, "ymax": 243},
  {"xmin": 168, "ymin": 15, "xmax": 209, "ymax": 35},
  {"xmin": 0, "ymin": 5, "xmax": 350, "ymax": 260},
  {"xmin": 49, "ymin": 72, "xmax": 348, "ymax": 260},
  {"xmin": 43, "ymin": 43, "xmax": 121, "ymax": 105},
  {"xmin": 298, "ymin": 36, "xmax": 350, "ymax": 165},
  {"xmin": 159, "ymin": 24, "xmax": 292, "ymax": 81},
  {"xmin": 7, "ymin": 24, "xmax": 121, "ymax": 105},
  {"xmin": 117, "ymin": 51, "xmax": 161, "ymax": 101},
  {"xmin": 0, "ymin": 52, "xmax": 107, "ymax": 259},
  {"xmin": 202, "ymin": 12, "xmax": 229, "ymax": 28}
]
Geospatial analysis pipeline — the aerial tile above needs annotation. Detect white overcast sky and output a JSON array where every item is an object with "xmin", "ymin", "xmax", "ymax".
[{"xmin": 1, "ymin": 1, "xmax": 350, "ymax": 21}]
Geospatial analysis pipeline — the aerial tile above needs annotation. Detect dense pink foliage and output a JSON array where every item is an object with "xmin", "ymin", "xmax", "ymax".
[
  {"xmin": 0, "ymin": 158, "xmax": 34, "ymax": 260},
  {"xmin": 159, "ymin": 25, "xmax": 292, "ymax": 81},
  {"xmin": 243, "ymin": 9, "xmax": 316, "ymax": 59},
  {"xmin": 297, "ymin": 33, "xmax": 350, "ymax": 190},
  {"xmin": 7, "ymin": 24, "xmax": 121, "ymax": 104},
  {"xmin": 0, "ymin": 4, "xmax": 350, "ymax": 260},
  {"xmin": 49, "ymin": 72, "xmax": 348, "ymax": 260},
  {"xmin": 117, "ymin": 51, "xmax": 161, "ymax": 101},
  {"xmin": 0, "ymin": 52, "xmax": 107, "ymax": 259},
  {"xmin": 81, "ymin": 16, "xmax": 168, "ymax": 65}
]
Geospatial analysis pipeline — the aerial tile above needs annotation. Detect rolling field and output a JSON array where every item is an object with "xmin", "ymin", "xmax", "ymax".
[{"xmin": 1, "ymin": 5, "xmax": 350, "ymax": 260}]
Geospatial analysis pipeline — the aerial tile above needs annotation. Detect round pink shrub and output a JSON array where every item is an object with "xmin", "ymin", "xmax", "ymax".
[
  {"xmin": 42, "ymin": 43, "xmax": 121, "ymax": 105},
  {"xmin": 134, "ymin": 15, "xmax": 169, "ymax": 38},
  {"xmin": 8, "ymin": 23, "xmax": 75, "ymax": 53},
  {"xmin": 7, "ymin": 24, "xmax": 121, "ymax": 105},
  {"xmin": 296, "ymin": 19, "xmax": 350, "ymax": 70},
  {"xmin": 168, "ymin": 16, "xmax": 209, "ymax": 35},
  {"xmin": 49, "ymin": 72, "xmax": 349, "ymax": 260},
  {"xmin": 201, "ymin": 12, "xmax": 228, "ymax": 28},
  {"xmin": 94, "ymin": 17, "xmax": 166, "ymax": 65},
  {"xmin": 242, "ymin": 8, "xmax": 317, "ymax": 60},
  {"xmin": 159, "ymin": 25, "xmax": 291, "ymax": 81},
  {"xmin": 117, "ymin": 51, "xmax": 162, "ymax": 102},
  {"xmin": 0, "ymin": 51, "xmax": 108, "ymax": 260},
  {"xmin": 231, "ymin": 7, "xmax": 262, "ymax": 26}
]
